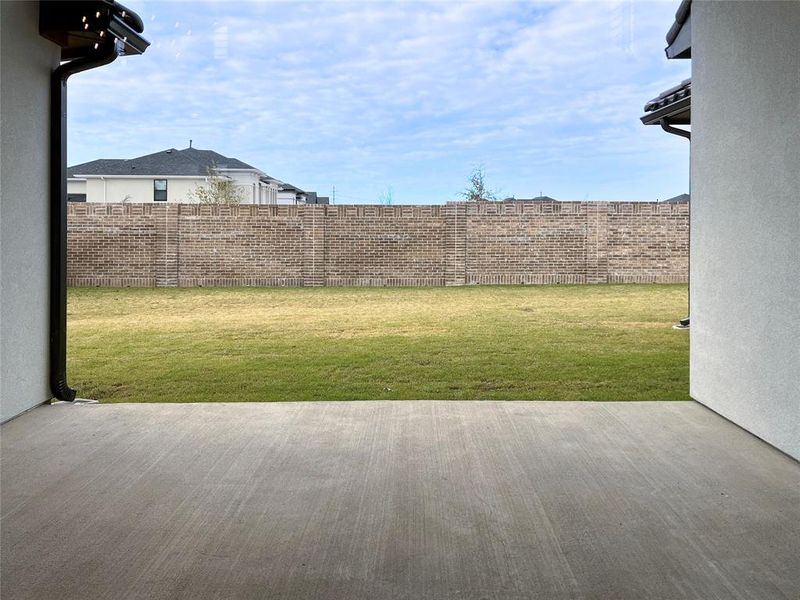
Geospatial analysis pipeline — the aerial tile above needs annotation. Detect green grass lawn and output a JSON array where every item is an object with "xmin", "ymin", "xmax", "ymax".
[{"xmin": 67, "ymin": 285, "xmax": 689, "ymax": 402}]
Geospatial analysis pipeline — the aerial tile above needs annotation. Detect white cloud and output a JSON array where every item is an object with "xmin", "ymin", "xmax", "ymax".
[{"xmin": 68, "ymin": 0, "xmax": 690, "ymax": 203}]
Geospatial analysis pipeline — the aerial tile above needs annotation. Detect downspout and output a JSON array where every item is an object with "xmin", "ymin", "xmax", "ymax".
[
  {"xmin": 659, "ymin": 120, "xmax": 691, "ymax": 140},
  {"xmin": 50, "ymin": 44, "xmax": 118, "ymax": 401},
  {"xmin": 660, "ymin": 118, "xmax": 691, "ymax": 328}
]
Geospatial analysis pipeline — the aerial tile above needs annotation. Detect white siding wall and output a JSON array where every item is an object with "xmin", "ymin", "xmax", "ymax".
[
  {"xmin": 260, "ymin": 183, "xmax": 278, "ymax": 205},
  {"xmin": 0, "ymin": 1, "xmax": 61, "ymax": 421},
  {"xmin": 691, "ymin": 1, "xmax": 800, "ymax": 459},
  {"xmin": 277, "ymin": 191, "xmax": 301, "ymax": 205},
  {"xmin": 67, "ymin": 179, "xmax": 87, "ymax": 194},
  {"xmin": 81, "ymin": 177, "xmax": 206, "ymax": 203},
  {"xmin": 225, "ymin": 172, "xmax": 279, "ymax": 205},
  {"xmin": 71, "ymin": 172, "xmax": 273, "ymax": 204}
]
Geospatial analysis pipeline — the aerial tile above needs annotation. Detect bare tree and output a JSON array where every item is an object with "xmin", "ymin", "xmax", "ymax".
[
  {"xmin": 377, "ymin": 185, "xmax": 394, "ymax": 206},
  {"xmin": 461, "ymin": 166, "xmax": 497, "ymax": 202},
  {"xmin": 189, "ymin": 167, "xmax": 244, "ymax": 205}
]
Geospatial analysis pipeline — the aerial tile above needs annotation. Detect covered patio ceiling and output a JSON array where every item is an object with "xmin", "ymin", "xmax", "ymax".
[{"xmin": 2, "ymin": 401, "xmax": 798, "ymax": 599}]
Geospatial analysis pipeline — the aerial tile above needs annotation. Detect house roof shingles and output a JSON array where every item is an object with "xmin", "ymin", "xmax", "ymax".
[
  {"xmin": 68, "ymin": 147, "xmax": 257, "ymax": 177},
  {"xmin": 665, "ymin": 0, "xmax": 691, "ymax": 59},
  {"xmin": 643, "ymin": 78, "xmax": 691, "ymax": 114},
  {"xmin": 666, "ymin": 0, "xmax": 692, "ymax": 46},
  {"xmin": 641, "ymin": 78, "xmax": 691, "ymax": 126},
  {"xmin": 640, "ymin": 1, "xmax": 692, "ymax": 128}
]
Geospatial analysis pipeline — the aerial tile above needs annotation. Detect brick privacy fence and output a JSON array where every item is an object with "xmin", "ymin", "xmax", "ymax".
[{"xmin": 66, "ymin": 201, "xmax": 688, "ymax": 287}]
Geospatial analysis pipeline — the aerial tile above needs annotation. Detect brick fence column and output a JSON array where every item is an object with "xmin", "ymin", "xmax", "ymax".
[
  {"xmin": 302, "ymin": 204, "xmax": 326, "ymax": 286},
  {"xmin": 444, "ymin": 201, "xmax": 467, "ymax": 286},
  {"xmin": 585, "ymin": 201, "xmax": 609, "ymax": 284},
  {"xmin": 154, "ymin": 204, "xmax": 179, "ymax": 287}
]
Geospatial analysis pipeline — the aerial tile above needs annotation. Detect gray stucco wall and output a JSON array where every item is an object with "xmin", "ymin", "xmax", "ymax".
[
  {"xmin": 691, "ymin": 1, "xmax": 800, "ymax": 459},
  {"xmin": 0, "ymin": 2, "xmax": 60, "ymax": 422}
]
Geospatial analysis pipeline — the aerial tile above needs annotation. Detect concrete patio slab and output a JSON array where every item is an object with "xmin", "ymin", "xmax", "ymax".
[{"xmin": 2, "ymin": 401, "xmax": 798, "ymax": 599}]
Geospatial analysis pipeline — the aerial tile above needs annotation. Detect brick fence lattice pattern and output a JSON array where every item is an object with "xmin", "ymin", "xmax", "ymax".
[{"xmin": 66, "ymin": 201, "xmax": 689, "ymax": 287}]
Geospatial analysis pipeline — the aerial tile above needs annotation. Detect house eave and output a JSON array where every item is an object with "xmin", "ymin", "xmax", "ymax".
[
  {"xmin": 641, "ymin": 97, "xmax": 691, "ymax": 126},
  {"xmin": 40, "ymin": 0, "xmax": 150, "ymax": 59},
  {"xmin": 665, "ymin": 14, "xmax": 691, "ymax": 59},
  {"xmin": 218, "ymin": 168, "xmax": 266, "ymax": 177},
  {"xmin": 665, "ymin": 0, "xmax": 691, "ymax": 59},
  {"xmin": 73, "ymin": 174, "xmax": 208, "ymax": 179}
]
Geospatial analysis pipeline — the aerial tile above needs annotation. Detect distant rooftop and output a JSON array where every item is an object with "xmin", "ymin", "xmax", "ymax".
[
  {"xmin": 68, "ymin": 147, "xmax": 258, "ymax": 177},
  {"xmin": 501, "ymin": 196, "xmax": 559, "ymax": 203},
  {"xmin": 661, "ymin": 193, "xmax": 690, "ymax": 204},
  {"xmin": 304, "ymin": 192, "xmax": 330, "ymax": 205},
  {"xmin": 278, "ymin": 183, "xmax": 305, "ymax": 194}
]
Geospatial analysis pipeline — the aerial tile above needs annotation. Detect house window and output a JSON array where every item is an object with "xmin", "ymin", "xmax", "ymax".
[{"xmin": 154, "ymin": 179, "xmax": 167, "ymax": 202}]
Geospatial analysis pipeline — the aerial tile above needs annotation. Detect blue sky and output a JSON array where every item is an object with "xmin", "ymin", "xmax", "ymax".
[{"xmin": 68, "ymin": 0, "xmax": 690, "ymax": 204}]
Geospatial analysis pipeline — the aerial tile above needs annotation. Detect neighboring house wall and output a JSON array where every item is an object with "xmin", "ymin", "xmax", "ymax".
[
  {"xmin": 68, "ymin": 179, "xmax": 87, "ymax": 194},
  {"xmin": 0, "ymin": 1, "xmax": 60, "ymax": 421},
  {"xmin": 277, "ymin": 191, "xmax": 301, "ymax": 204},
  {"xmin": 691, "ymin": 2, "xmax": 800, "ymax": 459},
  {"xmin": 80, "ymin": 177, "xmax": 205, "ymax": 203},
  {"xmin": 259, "ymin": 184, "xmax": 278, "ymax": 205},
  {"xmin": 225, "ymin": 170, "xmax": 260, "ymax": 204},
  {"xmin": 68, "ymin": 173, "xmax": 278, "ymax": 203},
  {"xmin": 66, "ymin": 201, "xmax": 689, "ymax": 288}
]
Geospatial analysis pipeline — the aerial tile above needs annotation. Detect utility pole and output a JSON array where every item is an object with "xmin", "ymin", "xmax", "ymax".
[{"xmin": 332, "ymin": 185, "xmax": 336, "ymax": 204}]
